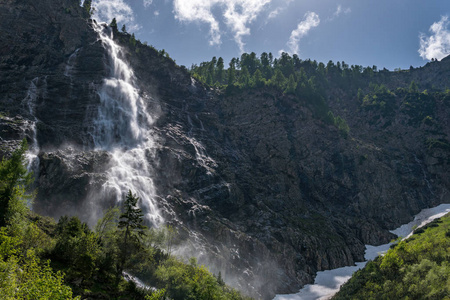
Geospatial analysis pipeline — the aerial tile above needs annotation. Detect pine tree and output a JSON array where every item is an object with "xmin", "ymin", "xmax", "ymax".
[
  {"xmin": 252, "ymin": 69, "xmax": 265, "ymax": 87},
  {"xmin": 228, "ymin": 61, "xmax": 236, "ymax": 86},
  {"xmin": 110, "ymin": 18, "xmax": 117, "ymax": 30},
  {"xmin": 285, "ymin": 74, "xmax": 297, "ymax": 94},
  {"xmin": 271, "ymin": 69, "xmax": 286, "ymax": 88},
  {"xmin": 117, "ymin": 190, "xmax": 146, "ymax": 274},
  {"xmin": 239, "ymin": 66, "xmax": 250, "ymax": 87},
  {"xmin": 216, "ymin": 57, "xmax": 225, "ymax": 84}
]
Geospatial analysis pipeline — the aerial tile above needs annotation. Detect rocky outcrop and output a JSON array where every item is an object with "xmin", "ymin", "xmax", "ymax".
[{"xmin": 0, "ymin": 1, "xmax": 449, "ymax": 299}]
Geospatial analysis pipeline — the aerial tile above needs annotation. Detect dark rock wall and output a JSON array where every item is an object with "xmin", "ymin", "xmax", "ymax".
[{"xmin": 0, "ymin": 1, "xmax": 449, "ymax": 299}]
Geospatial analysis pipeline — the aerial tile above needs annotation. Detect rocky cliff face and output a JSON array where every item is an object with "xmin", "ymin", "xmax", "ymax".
[{"xmin": 1, "ymin": 1, "xmax": 449, "ymax": 299}]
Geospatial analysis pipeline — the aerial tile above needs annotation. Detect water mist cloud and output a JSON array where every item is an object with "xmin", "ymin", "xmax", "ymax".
[
  {"xmin": 173, "ymin": 0, "xmax": 272, "ymax": 52},
  {"xmin": 419, "ymin": 15, "xmax": 450, "ymax": 61},
  {"xmin": 286, "ymin": 11, "xmax": 320, "ymax": 55}
]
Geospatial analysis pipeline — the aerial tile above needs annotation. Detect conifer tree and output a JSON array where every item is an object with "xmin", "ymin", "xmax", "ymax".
[
  {"xmin": 216, "ymin": 57, "xmax": 225, "ymax": 84},
  {"xmin": 228, "ymin": 61, "xmax": 236, "ymax": 86},
  {"xmin": 285, "ymin": 74, "xmax": 297, "ymax": 94},
  {"xmin": 252, "ymin": 69, "xmax": 265, "ymax": 87},
  {"xmin": 117, "ymin": 190, "xmax": 146, "ymax": 274},
  {"xmin": 110, "ymin": 18, "xmax": 117, "ymax": 30}
]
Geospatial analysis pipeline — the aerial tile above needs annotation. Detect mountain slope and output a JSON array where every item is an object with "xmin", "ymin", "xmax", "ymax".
[
  {"xmin": 333, "ymin": 213, "xmax": 450, "ymax": 299},
  {"xmin": 0, "ymin": 0, "xmax": 449, "ymax": 299}
]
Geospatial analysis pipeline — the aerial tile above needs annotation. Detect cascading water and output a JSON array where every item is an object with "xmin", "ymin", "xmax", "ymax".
[
  {"xmin": 64, "ymin": 48, "xmax": 81, "ymax": 78},
  {"xmin": 21, "ymin": 77, "xmax": 41, "ymax": 181},
  {"xmin": 184, "ymin": 103, "xmax": 217, "ymax": 175},
  {"xmin": 91, "ymin": 22, "xmax": 162, "ymax": 226}
]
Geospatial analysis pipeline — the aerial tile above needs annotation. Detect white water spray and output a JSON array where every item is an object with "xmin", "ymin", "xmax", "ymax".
[
  {"xmin": 21, "ymin": 77, "xmax": 41, "ymax": 179},
  {"xmin": 91, "ymin": 22, "xmax": 162, "ymax": 226},
  {"xmin": 185, "ymin": 105, "xmax": 217, "ymax": 175}
]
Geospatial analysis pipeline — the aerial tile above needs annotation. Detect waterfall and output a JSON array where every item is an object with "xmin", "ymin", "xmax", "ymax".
[
  {"xmin": 21, "ymin": 77, "xmax": 41, "ymax": 182},
  {"xmin": 185, "ymin": 104, "xmax": 217, "ymax": 175},
  {"xmin": 91, "ymin": 22, "xmax": 162, "ymax": 226},
  {"xmin": 64, "ymin": 48, "xmax": 81, "ymax": 78}
]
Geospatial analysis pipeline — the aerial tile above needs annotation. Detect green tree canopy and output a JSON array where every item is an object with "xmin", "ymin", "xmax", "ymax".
[{"xmin": 0, "ymin": 139, "xmax": 32, "ymax": 227}]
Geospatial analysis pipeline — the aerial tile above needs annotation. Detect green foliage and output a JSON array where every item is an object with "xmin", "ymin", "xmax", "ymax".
[
  {"xmin": 129, "ymin": 33, "xmax": 137, "ymax": 47},
  {"xmin": 118, "ymin": 190, "xmax": 146, "ymax": 273},
  {"xmin": 335, "ymin": 116, "xmax": 350, "ymax": 137},
  {"xmin": 409, "ymin": 80, "xmax": 419, "ymax": 93},
  {"xmin": 285, "ymin": 74, "xmax": 297, "ymax": 94},
  {"xmin": 239, "ymin": 66, "xmax": 250, "ymax": 87},
  {"xmin": 0, "ymin": 139, "xmax": 33, "ymax": 228},
  {"xmin": 0, "ymin": 148, "xmax": 78, "ymax": 298},
  {"xmin": 96, "ymin": 207, "xmax": 120, "ymax": 241},
  {"xmin": 252, "ymin": 69, "xmax": 265, "ymax": 87},
  {"xmin": 325, "ymin": 111, "xmax": 350, "ymax": 137},
  {"xmin": 82, "ymin": 0, "xmax": 94, "ymax": 18},
  {"xmin": 52, "ymin": 216, "xmax": 100, "ymax": 279},
  {"xmin": 21, "ymin": 222, "xmax": 54, "ymax": 256},
  {"xmin": 146, "ymin": 288, "xmax": 166, "ymax": 300},
  {"xmin": 334, "ymin": 213, "xmax": 450, "ymax": 299},
  {"xmin": 119, "ymin": 191, "xmax": 146, "ymax": 238},
  {"xmin": 0, "ymin": 250, "xmax": 79, "ymax": 299},
  {"xmin": 401, "ymin": 90, "xmax": 436, "ymax": 125},
  {"xmin": 0, "ymin": 227, "xmax": 20, "ymax": 259},
  {"xmin": 190, "ymin": 51, "xmax": 374, "ymax": 97},
  {"xmin": 155, "ymin": 257, "xmax": 250, "ymax": 300},
  {"xmin": 270, "ymin": 69, "xmax": 286, "ymax": 88},
  {"xmin": 0, "ymin": 151, "xmax": 250, "ymax": 299},
  {"xmin": 360, "ymin": 83, "xmax": 396, "ymax": 118}
]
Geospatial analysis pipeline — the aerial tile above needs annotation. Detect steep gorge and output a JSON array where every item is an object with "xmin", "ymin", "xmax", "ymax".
[{"xmin": 0, "ymin": 1, "xmax": 449, "ymax": 299}]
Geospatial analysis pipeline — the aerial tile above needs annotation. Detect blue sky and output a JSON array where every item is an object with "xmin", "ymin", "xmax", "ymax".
[{"xmin": 91, "ymin": 0, "xmax": 450, "ymax": 70}]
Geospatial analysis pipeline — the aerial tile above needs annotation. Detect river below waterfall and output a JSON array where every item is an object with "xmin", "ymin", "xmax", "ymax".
[{"xmin": 274, "ymin": 203, "xmax": 450, "ymax": 300}]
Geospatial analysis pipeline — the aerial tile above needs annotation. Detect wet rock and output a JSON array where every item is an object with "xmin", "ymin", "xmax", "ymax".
[{"xmin": 0, "ymin": 1, "xmax": 449, "ymax": 299}]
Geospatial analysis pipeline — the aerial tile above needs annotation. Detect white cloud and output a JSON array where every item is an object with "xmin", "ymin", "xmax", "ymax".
[
  {"xmin": 92, "ymin": 0, "xmax": 136, "ymax": 27},
  {"xmin": 326, "ymin": 4, "xmax": 351, "ymax": 22},
  {"xmin": 268, "ymin": 0, "xmax": 293, "ymax": 20},
  {"xmin": 173, "ymin": 0, "xmax": 272, "ymax": 52},
  {"xmin": 154, "ymin": 10, "xmax": 160, "ymax": 16},
  {"xmin": 268, "ymin": 7, "xmax": 282, "ymax": 19},
  {"xmin": 223, "ymin": 0, "xmax": 272, "ymax": 52},
  {"xmin": 287, "ymin": 11, "xmax": 320, "ymax": 55},
  {"xmin": 143, "ymin": 0, "xmax": 153, "ymax": 8},
  {"xmin": 419, "ymin": 15, "xmax": 450, "ymax": 61},
  {"xmin": 173, "ymin": 0, "xmax": 222, "ymax": 46},
  {"xmin": 333, "ymin": 5, "xmax": 351, "ymax": 18}
]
